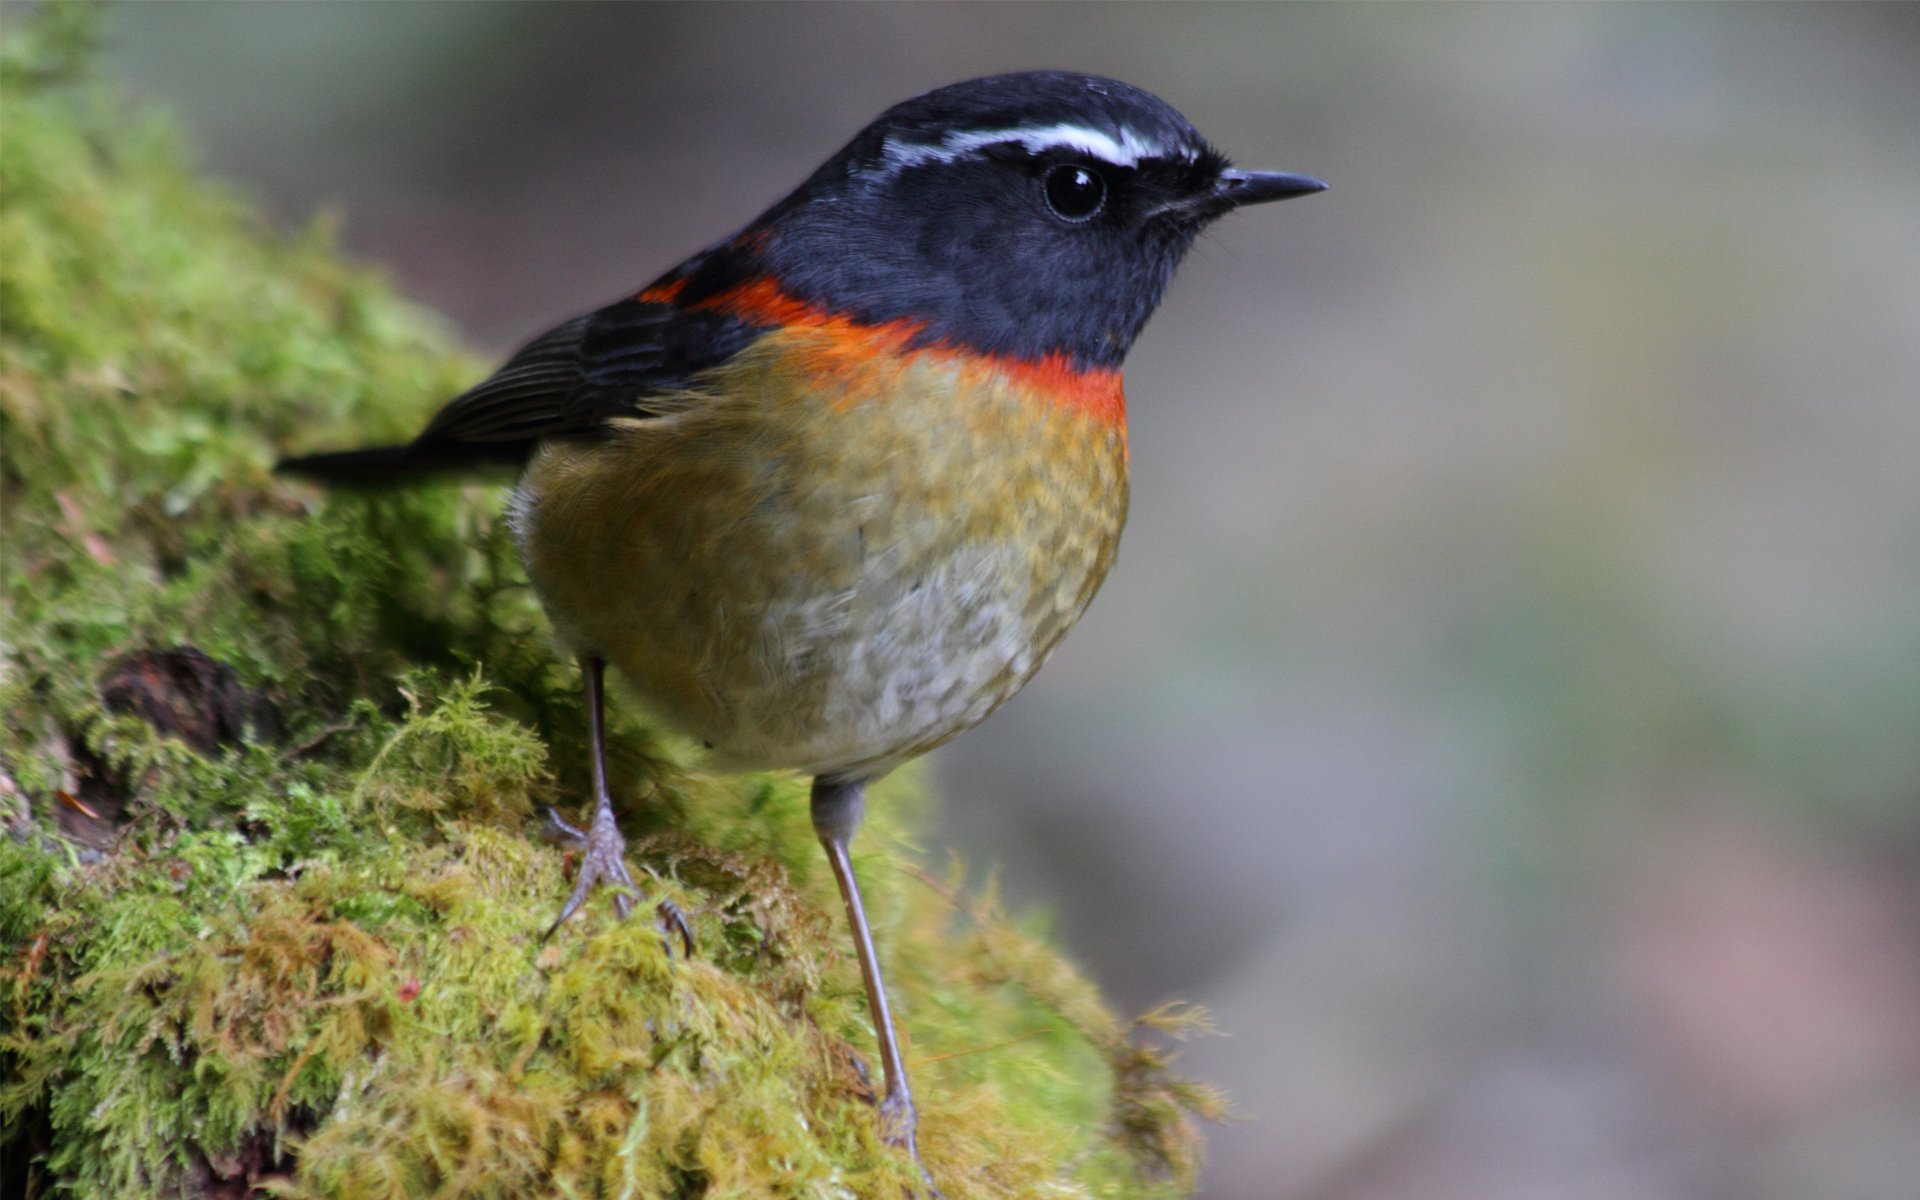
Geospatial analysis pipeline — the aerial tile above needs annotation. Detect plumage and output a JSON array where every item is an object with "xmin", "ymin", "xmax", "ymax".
[{"xmin": 511, "ymin": 310, "xmax": 1128, "ymax": 781}]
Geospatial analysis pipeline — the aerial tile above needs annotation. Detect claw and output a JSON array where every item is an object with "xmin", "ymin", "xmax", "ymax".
[
  {"xmin": 542, "ymin": 809, "xmax": 694, "ymax": 957},
  {"xmin": 541, "ymin": 805, "xmax": 588, "ymax": 847},
  {"xmin": 656, "ymin": 896, "xmax": 696, "ymax": 957},
  {"xmin": 878, "ymin": 1088, "xmax": 940, "ymax": 1196},
  {"xmin": 542, "ymin": 801, "xmax": 638, "ymax": 940},
  {"xmin": 543, "ymin": 657, "xmax": 694, "ymax": 954}
]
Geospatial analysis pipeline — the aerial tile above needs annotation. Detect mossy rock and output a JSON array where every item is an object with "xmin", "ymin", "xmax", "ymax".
[{"xmin": 0, "ymin": 7, "xmax": 1219, "ymax": 1197}]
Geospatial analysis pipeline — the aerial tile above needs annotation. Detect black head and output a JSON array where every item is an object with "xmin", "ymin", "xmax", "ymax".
[{"xmin": 669, "ymin": 72, "xmax": 1324, "ymax": 370}]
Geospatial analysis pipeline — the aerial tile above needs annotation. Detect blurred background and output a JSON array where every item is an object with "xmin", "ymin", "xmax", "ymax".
[{"xmin": 98, "ymin": 4, "xmax": 1920, "ymax": 1197}]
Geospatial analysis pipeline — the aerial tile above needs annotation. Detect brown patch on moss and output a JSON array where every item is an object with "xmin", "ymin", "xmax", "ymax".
[
  {"xmin": 177, "ymin": 1125, "xmax": 300, "ymax": 1199},
  {"xmin": 100, "ymin": 647, "xmax": 284, "ymax": 757},
  {"xmin": 55, "ymin": 647, "xmax": 282, "ymax": 850}
]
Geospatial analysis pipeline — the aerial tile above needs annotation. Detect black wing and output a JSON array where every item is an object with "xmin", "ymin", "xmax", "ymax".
[{"xmin": 277, "ymin": 297, "xmax": 757, "ymax": 486}]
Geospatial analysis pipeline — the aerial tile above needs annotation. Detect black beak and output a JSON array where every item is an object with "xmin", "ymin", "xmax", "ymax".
[
  {"xmin": 1214, "ymin": 169, "xmax": 1328, "ymax": 208},
  {"xmin": 1153, "ymin": 167, "xmax": 1327, "ymax": 226}
]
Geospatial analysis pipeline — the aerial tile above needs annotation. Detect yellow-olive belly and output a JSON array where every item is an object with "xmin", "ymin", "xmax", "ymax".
[{"xmin": 511, "ymin": 330, "xmax": 1128, "ymax": 779}]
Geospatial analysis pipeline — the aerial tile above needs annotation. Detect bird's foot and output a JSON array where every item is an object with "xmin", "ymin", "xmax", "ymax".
[
  {"xmin": 878, "ymin": 1088, "xmax": 941, "ymax": 1197},
  {"xmin": 543, "ymin": 804, "xmax": 636, "ymax": 935},
  {"xmin": 541, "ymin": 805, "xmax": 693, "ymax": 954}
]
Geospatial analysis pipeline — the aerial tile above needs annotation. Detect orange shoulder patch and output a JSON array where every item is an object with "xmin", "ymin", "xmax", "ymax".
[{"xmin": 635, "ymin": 276, "xmax": 688, "ymax": 304}]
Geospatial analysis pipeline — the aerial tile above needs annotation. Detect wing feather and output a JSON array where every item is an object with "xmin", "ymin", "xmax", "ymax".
[{"xmin": 278, "ymin": 296, "xmax": 758, "ymax": 485}]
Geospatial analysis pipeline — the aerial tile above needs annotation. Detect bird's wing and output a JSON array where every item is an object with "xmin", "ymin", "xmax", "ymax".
[
  {"xmin": 277, "ymin": 295, "xmax": 756, "ymax": 485},
  {"xmin": 419, "ymin": 299, "xmax": 758, "ymax": 445}
]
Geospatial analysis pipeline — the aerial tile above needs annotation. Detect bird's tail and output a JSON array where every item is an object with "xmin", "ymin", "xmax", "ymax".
[{"xmin": 275, "ymin": 439, "xmax": 524, "ymax": 487}]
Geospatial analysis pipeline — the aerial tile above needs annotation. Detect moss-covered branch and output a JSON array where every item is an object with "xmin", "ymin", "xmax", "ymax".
[{"xmin": 0, "ymin": 6, "xmax": 1219, "ymax": 1196}]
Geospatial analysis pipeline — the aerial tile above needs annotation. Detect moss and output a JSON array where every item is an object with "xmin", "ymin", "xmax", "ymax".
[{"xmin": 0, "ymin": 5, "xmax": 1219, "ymax": 1195}]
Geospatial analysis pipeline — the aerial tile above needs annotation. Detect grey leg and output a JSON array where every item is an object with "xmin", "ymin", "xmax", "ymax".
[
  {"xmin": 544, "ymin": 655, "xmax": 692, "ymax": 953},
  {"xmin": 812, "ymin": 776, "xmax": 939, "ymax": 1192}
]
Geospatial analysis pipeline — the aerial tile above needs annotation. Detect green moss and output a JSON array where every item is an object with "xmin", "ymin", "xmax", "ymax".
[{"xmin": 0, "ymin": 5, "xmax": 1219, "ymax": 1195}]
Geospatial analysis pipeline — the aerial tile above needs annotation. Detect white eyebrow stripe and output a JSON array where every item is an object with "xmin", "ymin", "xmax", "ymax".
[{"xmin": 881, "ymin": 122, "xmax": 1187, "ymax": 171}]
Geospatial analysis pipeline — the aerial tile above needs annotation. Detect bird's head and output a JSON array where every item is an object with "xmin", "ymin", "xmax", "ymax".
[{"xmin": 657, "ymin": 71, "xmax": 1324, "ymax": 372}]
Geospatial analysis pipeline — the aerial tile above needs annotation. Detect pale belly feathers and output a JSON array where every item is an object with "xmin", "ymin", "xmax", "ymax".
[{"xmin": 511, "ymin": 329, "xmax": 1129, "ymax": 780}]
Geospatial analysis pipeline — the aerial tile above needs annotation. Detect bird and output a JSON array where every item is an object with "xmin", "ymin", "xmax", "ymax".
[{"xmin": 278, "ymin": 69, "xmax": 1323, "ymax": 1183}]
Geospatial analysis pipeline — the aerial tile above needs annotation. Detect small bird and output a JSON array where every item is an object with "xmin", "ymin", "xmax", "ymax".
[{"xmin": 280, "ymin": 71, "xmax": 1322, "ymax": 1181}]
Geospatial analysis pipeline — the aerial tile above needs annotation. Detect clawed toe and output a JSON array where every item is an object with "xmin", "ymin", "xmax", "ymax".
[
  {"xmin": 656, "ymin": 896, "xmax": 695, "ymax": 957},
  {"xmin": 542, "ymin": 787, "xmax": 642, "ymax": 937},
  {"xmin": 543, "ymin": 831, "xmax": 636, "ymax": 939},
  {"xmin": 541, "ymin": 805, "xmax": 589, "ymax": 848},
  {"xmin": 877, "ymin": 1087, "xmax": 916, "ymax": 1145},
  {"xmin": 872, "ymin": 1074, "xmax": 938, "ymax": 1194},
  {"xmin": 542, "ymin": 805, "xmax": 695, "ymax": 959}
]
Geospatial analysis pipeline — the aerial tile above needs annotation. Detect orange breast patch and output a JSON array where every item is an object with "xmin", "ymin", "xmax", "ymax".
[{"xmin": 693, "ymin": 277, "xmax": 1126, "ymax": 429}]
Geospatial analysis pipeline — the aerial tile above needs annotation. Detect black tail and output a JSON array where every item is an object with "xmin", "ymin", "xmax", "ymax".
[{"xmin": 275, "ymin": 439, "xmax": 526, "ymax": 487}]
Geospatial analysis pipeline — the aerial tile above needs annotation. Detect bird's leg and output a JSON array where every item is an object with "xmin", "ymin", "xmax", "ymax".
[
  {"xmin": 812, "ymin": 776, "xmax": 939, "ymax": 1193},
  {"xmin": 543, "ymin": 654, "xmax": 692, "ymax": 953}
]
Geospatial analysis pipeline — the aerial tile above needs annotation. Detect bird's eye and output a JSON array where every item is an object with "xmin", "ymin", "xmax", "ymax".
[{"xmin": 1043, "ymin": 164, "xmax": 1106, "ymax": 222}]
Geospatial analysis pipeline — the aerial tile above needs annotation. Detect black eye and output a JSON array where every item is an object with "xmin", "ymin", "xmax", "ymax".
[{"xmin": 1043, "ymin": 164, "xmax": 1106, "ymax": 221}]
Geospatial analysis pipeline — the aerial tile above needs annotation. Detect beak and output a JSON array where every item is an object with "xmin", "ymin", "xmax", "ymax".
[
  {"xmin": 1213, "ymin": 168, "xmax": 1328, "ymax": 208},
  {"xmin": 1157, "ymin": 168, "xmax": 1327, "ymax": 225}
]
